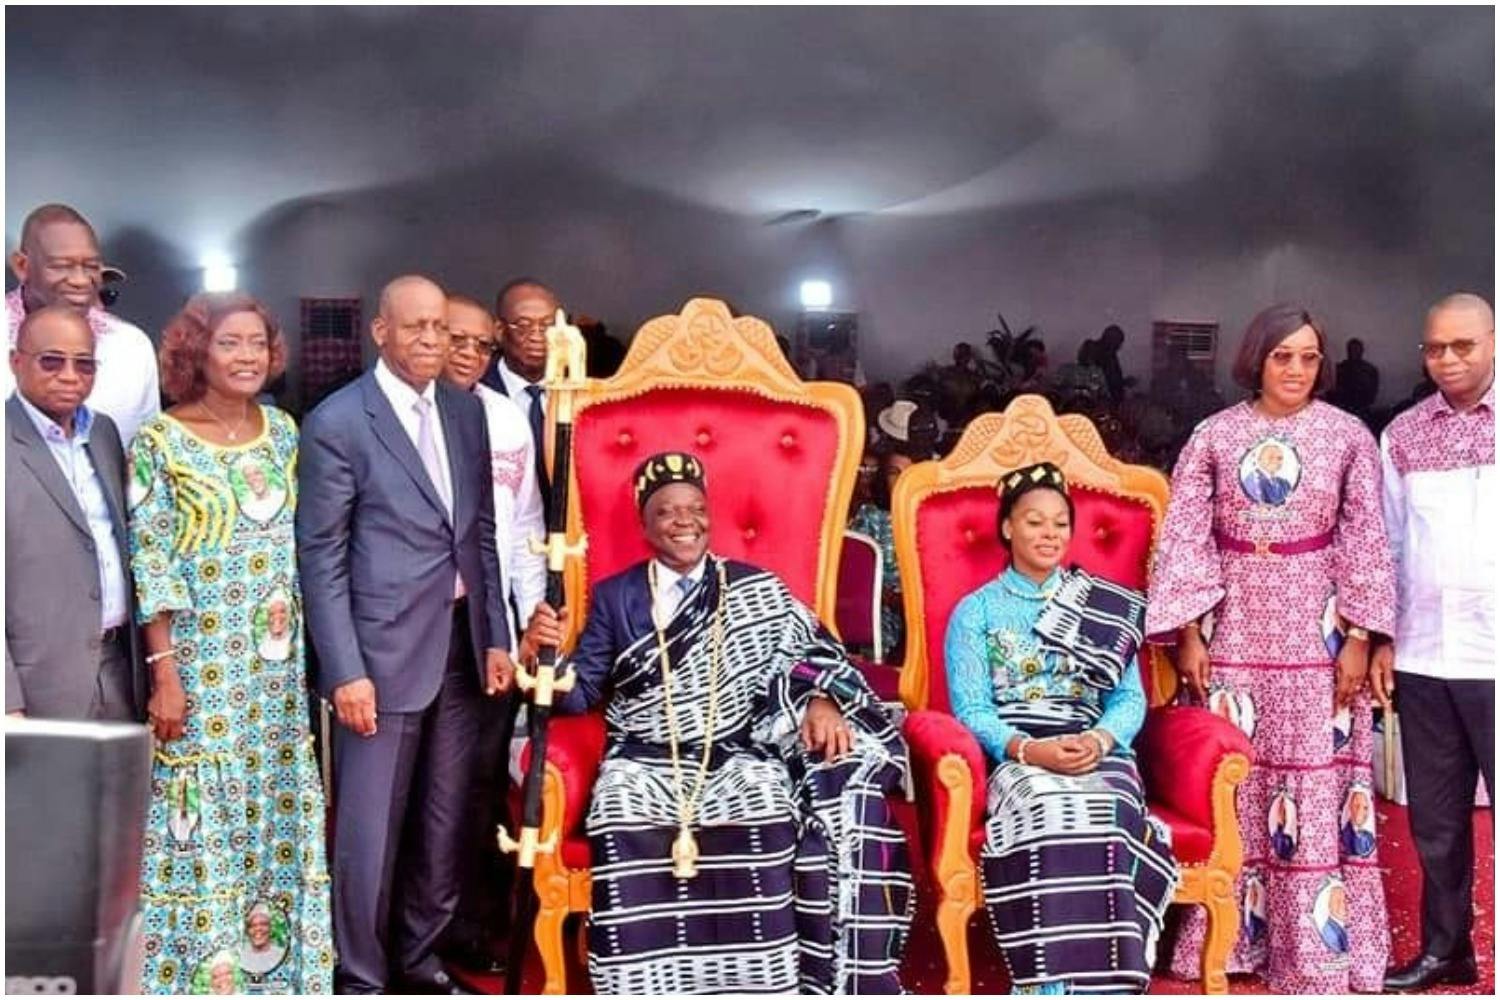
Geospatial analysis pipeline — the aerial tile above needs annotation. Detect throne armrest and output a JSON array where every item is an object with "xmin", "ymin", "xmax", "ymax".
[
  {"xmin": 520, "ymin": 712, "xmax": 608, "ymax": 840},
  {"xmin": 1138, "ymin": 706, "xmax": 1253, "ymax": 831},
  {"xmin": 903, "ymin": 710, "xmax": 988, "ymax": 873}
]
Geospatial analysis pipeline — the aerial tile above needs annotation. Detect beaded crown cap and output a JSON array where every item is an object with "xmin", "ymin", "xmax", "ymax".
[
  {"xmin": 998, "ymin": 461, "xmax": 1069, "ymax": 503},
  {"xmin": 633, "ymin": 451, "xmax": 707, "ymax": 510}
]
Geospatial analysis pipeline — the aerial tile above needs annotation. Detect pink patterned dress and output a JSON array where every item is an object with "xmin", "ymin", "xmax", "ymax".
[{"xmin": 1145, "ymin": 399, "xmax": 1396, "ymax": 993}]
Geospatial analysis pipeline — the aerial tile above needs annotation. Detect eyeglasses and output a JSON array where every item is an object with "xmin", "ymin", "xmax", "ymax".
[
  {"xmin": 16, "ymin": 350, "xmax": 99, "ymax": 375},
  {"xmin": 450, "ymin": 335, "xmax": 496, "ymax": 355},
  {"xmin": 1419, "ymin": 338, "xmax": 1485, "ymax": 360},
  {"xmin": 502, "ymin": 317, "xmax": 555, "ymax": 335},
  {"xmin": 1266, "ymin": 348, "xmax": 1324, "ymax": 368}
]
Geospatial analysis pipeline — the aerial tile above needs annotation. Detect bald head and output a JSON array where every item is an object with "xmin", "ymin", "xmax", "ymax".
[
  {"xmin": 1423, "ymin": 291, "xmax": 1495, "ymax": 410},
  {"xmin": 372, "ymin": 274, "xmax": 450, "ymax": 390},
  {"xmin": 18, "ymin": 204, "xmax": 96, "ymax": 254},
  {"xmin": 1427, "ymin": 292, "xmax": 1494, "ymax": 330},
  {"xmin": 378, "ymin": 274, "xmax": 445, "ymax": 319},
  {"xmin": 15, "ymin": 303, "xmax": 92, "ymax": 352}
]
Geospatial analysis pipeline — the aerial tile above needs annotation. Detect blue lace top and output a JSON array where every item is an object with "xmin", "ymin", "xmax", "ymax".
[{"xmin": 944, "ymin": 566, "xmax": 1146, "ymax": 764}]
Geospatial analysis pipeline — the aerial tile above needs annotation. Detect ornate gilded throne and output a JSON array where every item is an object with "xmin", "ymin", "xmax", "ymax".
[
  {"xmin": 894, "ymin": 395, "xmax": 1253, "ymax": 994},
  {"xmin": 518, "ymin": 298, "xmax": 864, "ymax": 993}
]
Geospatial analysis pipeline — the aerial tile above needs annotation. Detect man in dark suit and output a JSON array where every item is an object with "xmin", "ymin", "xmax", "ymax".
[
  {"xmin": 298, "ymin": 275, "xmax": 515, "ymax": 995},
  {"xmin": 6, "ymin": 305, "xmax": 143, "ymax": 721}
]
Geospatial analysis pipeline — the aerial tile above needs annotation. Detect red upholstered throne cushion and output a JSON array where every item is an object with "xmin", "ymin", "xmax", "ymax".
[
  {"xmin": 1138, "ymin": 705, "xmax": 1253, "ymax": 864},
  {"xmin": 571, "ymin": 387, "xmax": 842, "ymax": 601},
  {"xmin": 913, "ymin": 483, "xmax": 1157, "ymax": 714},
  {"xmin": 836, "ymin": 532, "xmax": 881, "ymax": 654}
]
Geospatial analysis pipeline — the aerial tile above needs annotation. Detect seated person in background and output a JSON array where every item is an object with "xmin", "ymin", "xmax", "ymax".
[
  {"xmin": 850, "ymin": 435, "xmax": 926, "ymax": 663},
  {"xmin": 1049, "ymin": 339, "xmax": 1111, "ymax": 415},
  {"xmin": 945, "ymin": 462, "xmax": 1177, "ymax": 995},
  {"xmin": 524, "ymin": 451, "xmax": 913, "ymax": 995}
]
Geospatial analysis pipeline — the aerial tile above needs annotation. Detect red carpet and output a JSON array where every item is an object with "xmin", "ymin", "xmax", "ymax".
[{"xmin": 461, "ymin": 801, "xmax": 1492, "ymax": 994}]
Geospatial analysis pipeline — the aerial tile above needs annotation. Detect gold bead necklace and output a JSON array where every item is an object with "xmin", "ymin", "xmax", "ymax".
[{"xmin": 651, "ymin": 557, "xmax": 728, "ymax": 879}]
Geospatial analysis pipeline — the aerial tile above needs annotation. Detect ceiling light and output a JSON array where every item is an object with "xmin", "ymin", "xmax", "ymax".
[
  {"xmin": 800, "ymin": 280, "xmax": 832, "ymax": 310},
  {"xmin": 202, "ymin": 254, "xmax": 237, "ymax": 292}
]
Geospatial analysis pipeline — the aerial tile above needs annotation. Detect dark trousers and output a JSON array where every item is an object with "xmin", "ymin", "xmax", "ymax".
[
  {"xmin": 1397, "ymin": 672, "xmax": 1495, "ymax": 960},
  {"xmin": 332, "ymin": 604, "xmax": 484, "ymax": 993},
  {"xmin": 446, "ymin": 689, "xmax": 521, "ymax": 954}
]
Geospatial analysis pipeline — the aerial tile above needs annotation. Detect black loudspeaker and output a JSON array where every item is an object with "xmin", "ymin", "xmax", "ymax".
[{"xmin": 5, "ymin": 719, "xmax": 152, "ymax": 995}]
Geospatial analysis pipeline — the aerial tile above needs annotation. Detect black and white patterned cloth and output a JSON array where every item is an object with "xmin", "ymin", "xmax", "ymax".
[
  {"xmin": 975, "ymin": 574, "xmax": 1179, "ymax": 994},
  {"xmin": 578, "ymin": 557, "xmax": 913, "ymax": 994}
]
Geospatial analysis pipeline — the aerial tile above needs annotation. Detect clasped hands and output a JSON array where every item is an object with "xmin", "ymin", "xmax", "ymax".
[{"xmin": 1014, "ymin": 731, "xmax": 1112, "ymax": 775}]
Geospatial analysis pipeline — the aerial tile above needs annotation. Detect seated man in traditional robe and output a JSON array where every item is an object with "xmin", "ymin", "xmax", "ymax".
[{"xmin": 523, "ymin": 451, "xmax": 912, "ymax": 995}]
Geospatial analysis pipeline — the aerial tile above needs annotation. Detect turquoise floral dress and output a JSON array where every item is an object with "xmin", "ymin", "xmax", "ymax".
[{"xmin": 128, "ymin": 408, "xmax": 332, "ymax": 995}]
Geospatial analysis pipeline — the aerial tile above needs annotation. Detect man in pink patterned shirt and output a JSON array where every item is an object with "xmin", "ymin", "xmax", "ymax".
[
  {"xmin": 5, "ymin": 203, "xmax": 159, "ymax": 445},
  {"xmin": 1376, "ymin": 292, "xmax": 1494, "ymax": 992}
]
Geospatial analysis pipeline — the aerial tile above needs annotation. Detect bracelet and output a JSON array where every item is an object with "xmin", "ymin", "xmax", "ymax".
[
  {"xmin": 1346, "ymin": 626, "xmax": 1370, "ymax": 642},
  {"xmin": 1084, "ymin": 729, "xmax": 1111, "ymax": 757},
  {"xmin": 1015, "ymin": 738, "xmax": 1032, "ymax": 766},
  {"xmin": 1181, "ymin": 621, "xmax": 1201, "ymax": 632},
  {"xmin": 145, "ymin": 649, "xmax": 178, "ymax": 666}
]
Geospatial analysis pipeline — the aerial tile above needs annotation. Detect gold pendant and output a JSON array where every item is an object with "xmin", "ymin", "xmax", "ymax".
[{"xmin": 671, "ymin": 826, "xmax": 699, "ymax": 879}]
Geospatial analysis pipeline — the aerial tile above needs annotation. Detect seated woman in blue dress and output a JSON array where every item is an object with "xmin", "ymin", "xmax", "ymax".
[{"xmin": 945, "ymin": 462, "xmax": 1178, "ymax": 995}]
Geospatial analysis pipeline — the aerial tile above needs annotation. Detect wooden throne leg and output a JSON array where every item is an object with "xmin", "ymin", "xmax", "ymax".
[
  {"xmin": 533, "ymin": 892, "xmax": 568, "ymax": 995},
  {"xmin": 1200, "ymin": 870, "xmax": 1238, "ymax": 995}
]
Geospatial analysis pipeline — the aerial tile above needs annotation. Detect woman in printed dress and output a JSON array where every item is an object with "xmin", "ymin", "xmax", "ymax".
[
  {"xmin": 129, "ymin": 292, "xmax": 332, "ymax": 994},
  {"xmin": 1146, "ymin": 303, "xmax": 1396, "ymax": 993},
  {"xmin": 946, "ymin": 462, "xmax": 1178, "ymax": 994}
]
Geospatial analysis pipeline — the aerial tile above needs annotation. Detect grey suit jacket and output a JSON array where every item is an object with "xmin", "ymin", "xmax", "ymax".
[
  {"xmin": 5, "ymin": 394, "xmax": 145, "ymax": 718},
  {"xmin": 297, "ymin": 370, "xmax": 511, "ymax": 713}
]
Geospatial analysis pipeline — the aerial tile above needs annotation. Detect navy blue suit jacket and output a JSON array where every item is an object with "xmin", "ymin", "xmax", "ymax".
[
  {"xmin": 556, "ymin": 562, "xmax": 656, "ymax": 716},
  {"xmin": 297, "ymin": 370, "xmax": 511, "ymax": 712}
]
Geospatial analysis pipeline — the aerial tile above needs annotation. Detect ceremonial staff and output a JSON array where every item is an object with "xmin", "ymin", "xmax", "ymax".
[{"xmin": 499, "ymin": 310, "xmax": 587, "ymax": 993}]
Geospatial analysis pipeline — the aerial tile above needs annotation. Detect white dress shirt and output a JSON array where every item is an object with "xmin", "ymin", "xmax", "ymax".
[
  {"xmin": 474, "ymin": 382, "xmax": 547, "ymax": 628},
  {"xmin": 1380, "ymin": 386, "xmax": 1496, "ymax": 680},
  {"xmin": 4, "ymin": 289, "xmax": 161, "ymax": 448},
  {"xmin": 494, "ymin": 357, "xmax": 547, "ymax": 423},
  {"xmin": 374, "ymin": 358, "xmax": 454, "ymax": 503},
  {"xmin": 651, "ymin": 557, "xmax": 708, "ymax": 629},
  {"xmin": 16, "ymin": 395, "xmax": 129, "ymax": 631},
  {"xmin": 374, "ymin": 359, "xmax": 463, "ymax": 596}
]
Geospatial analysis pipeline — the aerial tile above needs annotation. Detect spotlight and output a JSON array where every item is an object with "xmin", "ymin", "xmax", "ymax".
[
  {"xmin": 800, "ymin": 280, "xmax": 833, "ymax": 310},
  {"xmin": 202, "ymin": 254, "xmax": 237, "ymax": 293}
]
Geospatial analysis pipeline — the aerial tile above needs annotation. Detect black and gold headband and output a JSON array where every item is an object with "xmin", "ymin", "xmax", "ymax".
[
  {"xmin": 998, "ymin": 462, "xmax": 1068, "ymax": 504},
  {"xmin": 633, "ymin": 451, "xmax": 707, "ymax": 511}
]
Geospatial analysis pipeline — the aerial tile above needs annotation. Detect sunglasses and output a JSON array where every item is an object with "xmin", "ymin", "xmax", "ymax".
[
  {"xmin": 17, "ymin": 350, "xmax": 99, "ymax": 375},
  {"xmin": 450, "ymin": 334, "xmax": 497, "ymax": 355},
  {"xmin": 1267, "ymin": 349, "xmax": 1324, "ymax": 368},
  {"xmin": 1419, "ymin": 339, "xmax": 1483, "ymax": 360}
]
